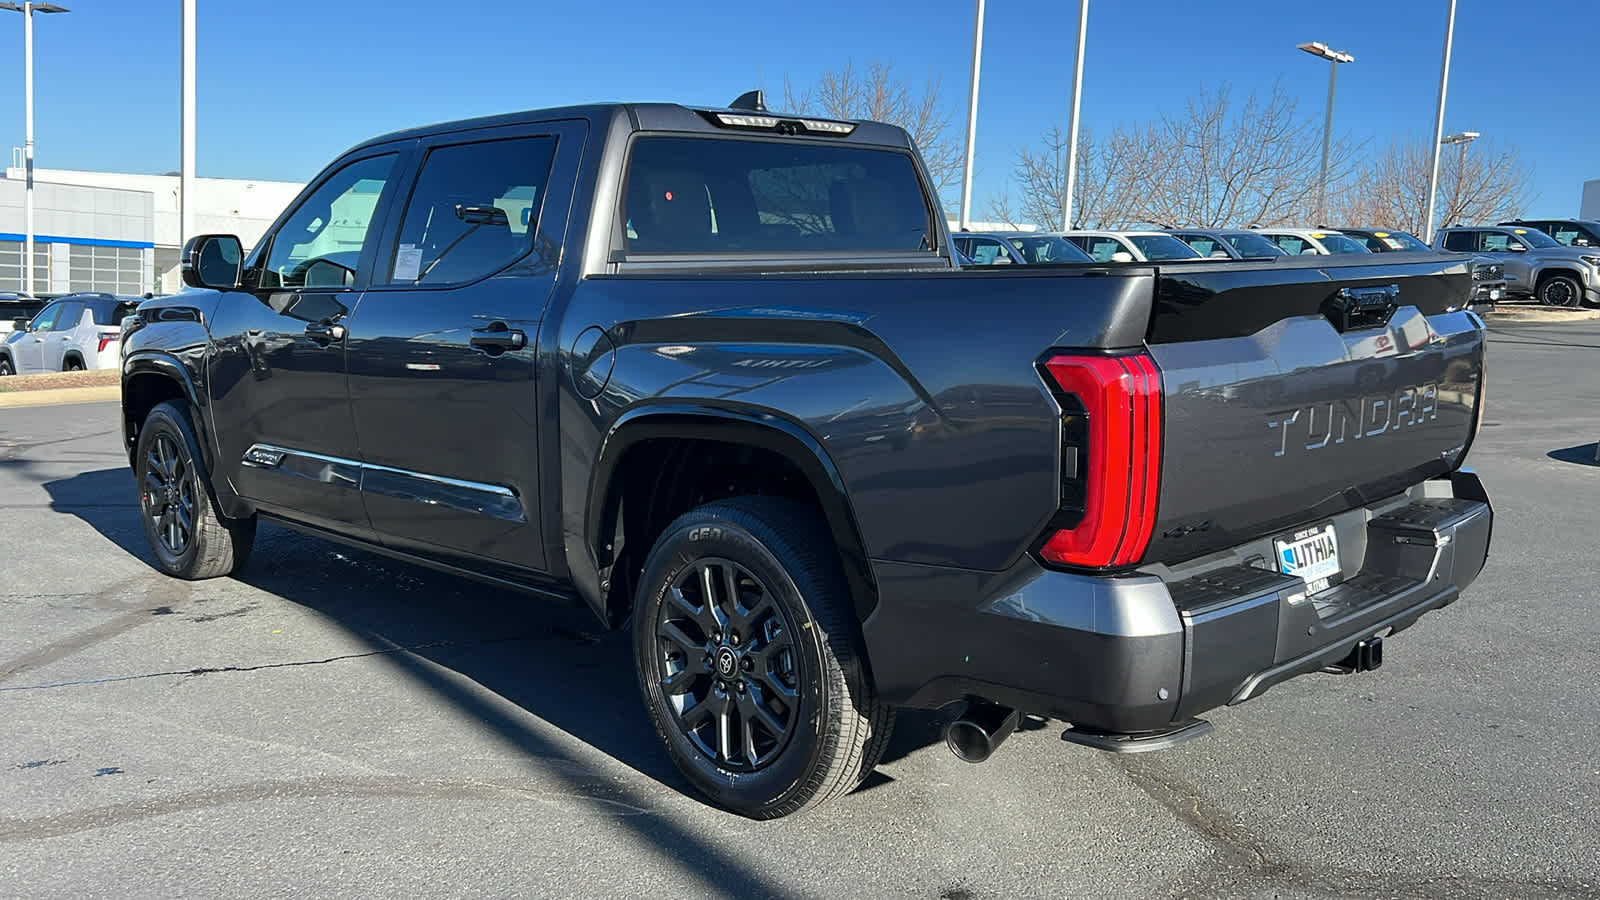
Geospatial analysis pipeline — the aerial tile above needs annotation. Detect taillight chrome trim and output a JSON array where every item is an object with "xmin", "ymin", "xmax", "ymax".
[{"xmin": 1037, "ymin": 352, "xmax": 1163, "ymax": 569}]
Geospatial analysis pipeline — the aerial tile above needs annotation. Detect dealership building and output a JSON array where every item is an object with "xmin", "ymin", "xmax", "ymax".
[{"xmin": 0, "ymin": 165, "xmax": 304, "ymax": 297}]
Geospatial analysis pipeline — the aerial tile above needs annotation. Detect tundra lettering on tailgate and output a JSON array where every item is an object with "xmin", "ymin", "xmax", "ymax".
[{"xmin": 1267, "ymin": 383, "xmax": 1440, "ymax": 458}]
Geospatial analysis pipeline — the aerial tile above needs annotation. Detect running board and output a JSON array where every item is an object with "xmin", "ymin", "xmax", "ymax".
[{"xmin": 1060, "ymin": 718, "xmax": 1213, "ymax": 753}]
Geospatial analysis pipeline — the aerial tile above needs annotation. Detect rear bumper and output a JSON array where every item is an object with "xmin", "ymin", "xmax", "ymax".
[{"xmin": 861, "ymin": 470, "xmax": 1492, "ymax": 736}]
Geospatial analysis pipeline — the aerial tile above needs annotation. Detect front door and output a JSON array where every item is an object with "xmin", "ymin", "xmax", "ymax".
[
  {"xmin": 345, "ymin": 124, "xmax": 581, "ymax": 573},
  {"xmin": 15, "ymin": 301, "xmax": 61, "ymax": 373},
  {"xmin": 206, "ymin": 150, "xmax": 405, "ymax": 537}
]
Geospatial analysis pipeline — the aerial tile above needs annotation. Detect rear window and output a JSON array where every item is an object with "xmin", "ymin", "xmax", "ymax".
[
  {"xmin": 622, "ymin": 136, "xmax": 934, "ymax": 256},
  {"xmin": 1126, "ymin": 234, "xmax": 1201, "ymax": 260},
  {"xmin": 86, "ymin": 299, "xmax": 136, "ymax": 325}
]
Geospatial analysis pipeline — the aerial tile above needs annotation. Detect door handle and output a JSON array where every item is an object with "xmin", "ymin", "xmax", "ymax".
[
  {"xmin": 304, "ymin": 321, "xmax": 346, "ymax": 343},
  {"xmin": 470, "ymin": 322, "xmax": 526, "ymax": 353}
]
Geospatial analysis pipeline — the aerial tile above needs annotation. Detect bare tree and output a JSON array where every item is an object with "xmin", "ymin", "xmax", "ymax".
[
  {"xmin": 784, "ymin": 61, "xmax": 961, "ymax": 200},
  {"xmin": 1001, "ymin": 83, "xmax": 1355, "ymax": 230},
  {"xmin": 1336, "ymin": 137, "xmax": 1533, "ymax": 234}
]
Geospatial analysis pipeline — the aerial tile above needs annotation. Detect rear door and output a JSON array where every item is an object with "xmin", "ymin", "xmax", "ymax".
[
  {"xmin": 345, "ymin": 121, "xmax": 583, "ymax": 573},
  {"xmin": 42, "ymin": 301, "xmax": 86, "ymax": 370}
]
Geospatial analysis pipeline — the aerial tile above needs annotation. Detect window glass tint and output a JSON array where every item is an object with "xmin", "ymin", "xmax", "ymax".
[
  {"xmin": 1178, "ymin": 236, "xmax": 1224, "ymax": 257},
  {"xmin": 1221, "ymin": 232, "xmax": 1284, "ymax": 257},
  {"xmin": 386, "ymin": 136, "xmax": 558, "ymax": 285},
  {"xmin": 1507, "ymin": 227, "xmax": 1558, "ymax": 249},
  {"xmin": 29, "ymin": 302, "xmax": 60, "ymax": 331},
  {"xmin": 966, "ymin": 239, "xmax": 1006, "ymax": 265},
  {"xmin": 50, "ymin": 302, "xmax": 85, "ymax": 331},
  {"xmin": 1441, "ymin": 231, "xmax": 1476, "ymax": 252},
  {"xmin": 1481, "ymin": 232, "xmax": 1514, "ymax": 252},
  {"xmin": 1075, "ymin": 236, "xmax": 1130, "ymax": 262},
  {"xmin": 1008, "ymin": 235, "xmax": 1091, "ymax": 263},
  {"xmin": 262, "ymin": 154, "xmax": 397, "ymax": 290},
  {"xmin": 1312, "ymin": 233, "xmax": 1371, "ymax": 254},
  {"xmin": 1127, "ymin": 234, "xmax": 1200, "ymax": 260},
  {"xmin": 89, "ymin": 299, "xmax": 136, "ymax": 325},
  {"xmin": 1269, "ymin": 235, "xmax": 1317, "ymax": 255},
  {"xmin": 623, "ymin": 136, "xmax": 934, "ymax": 255}
]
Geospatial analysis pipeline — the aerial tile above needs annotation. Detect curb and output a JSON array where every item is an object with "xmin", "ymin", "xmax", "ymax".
[
  {"xmin": 1482, "ymin": 306, "xmax": 1600, "ymax": 323},
  {"xmin": 0, "ymin": 385, "xmax": 120, "ymax": 409}
]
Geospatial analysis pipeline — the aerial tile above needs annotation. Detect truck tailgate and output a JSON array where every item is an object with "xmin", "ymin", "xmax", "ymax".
[{"xmin": 1141, "ymin": 257, "xmax": 1483, "ymax": 563}]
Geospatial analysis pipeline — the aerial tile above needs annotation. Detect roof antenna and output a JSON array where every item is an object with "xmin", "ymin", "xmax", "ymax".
[{"xmin": 729, "ymin": 90, "xmax": 767, "ymax": 112}]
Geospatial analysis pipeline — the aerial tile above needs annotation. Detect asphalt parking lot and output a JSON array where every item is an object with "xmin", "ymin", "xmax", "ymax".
[{"xmin": 1, "ymin": 318, "xmax": 1597, "ymax": 899}]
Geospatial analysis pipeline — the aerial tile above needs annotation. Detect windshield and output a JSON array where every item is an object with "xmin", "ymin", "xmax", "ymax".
[
  {"xmin": 1312, "ymin": 233, "xmax": 1372, "ymax": 254},
  {"xmin": 1219, "ymin": 232, "xmax": 1286, "ymax": 257},
  {"xmin": 1506, "ymin": 227, "xmax": 1560, "ymax": 249},
  {"xmin": 1126, "ymin": 234, "xmax": 1202, "ymax": 260},
  {"xmin": 1007, "ymin": 235, "xmax": 1093, "ymax": 264},
  {"xmin": 1356, "ymin": 230, "xmax": 1430, "ymax": 252}
]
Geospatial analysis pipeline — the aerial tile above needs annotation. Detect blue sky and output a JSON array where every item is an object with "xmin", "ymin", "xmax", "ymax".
[{"xmin": 3, "ymin": 0, "xmax": 1595, "ymax": 219}]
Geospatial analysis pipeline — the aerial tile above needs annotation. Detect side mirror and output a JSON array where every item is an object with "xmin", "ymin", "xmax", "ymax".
[
  {"xmin": 1111, "ymin": 251, "xmax": 1135, "ymax": 263},
  {"xmin": 1507, "ymin": 243, "xmax": 1527, "ymax": 252},
  {"xmin": 11, "ymin": 317, "xmax": 29, "ymax": 333},
  {"xmin": 181, "ymin": 234, "xmax": 244, "ymax": 289}
]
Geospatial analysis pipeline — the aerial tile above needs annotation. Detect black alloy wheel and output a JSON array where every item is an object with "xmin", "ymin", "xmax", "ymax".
[
  {"xmin": 141, "ymin": 431, "xmax": 196, "ymax": 558},
  {"xmin": 1539, "ymin": 274, "xmax": 1582, "ymax": 308},
  {"xmin": 654, "ymin": 556, "xmax": 800, "ymax": 772}
]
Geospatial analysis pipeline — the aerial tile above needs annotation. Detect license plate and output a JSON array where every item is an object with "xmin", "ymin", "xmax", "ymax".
[{"xmin": 1276, "ymin": 524, "xmax": 1340, "ymax": 594}]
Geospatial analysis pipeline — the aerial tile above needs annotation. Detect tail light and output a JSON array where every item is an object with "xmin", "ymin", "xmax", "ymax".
[
  {"xmin": 97, "ymin": 331, "xmax": 120, "ymax": 353},
  {"xmin": 1037, "ymin": 353, "xmax": 1163, "ymax": 569}
]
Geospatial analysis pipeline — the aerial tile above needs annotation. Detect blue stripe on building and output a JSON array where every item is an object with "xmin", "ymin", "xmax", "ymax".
[{"xmin": 0, "ymin": 233, "xmax": 155, "ymax": 249}]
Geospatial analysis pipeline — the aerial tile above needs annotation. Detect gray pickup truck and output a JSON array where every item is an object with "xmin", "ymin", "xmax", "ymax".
[
  {"xmin": 1436, "ymin": 224, "xmax": 1600, "ymax": 307},
  {"xmin": 120, "ymin": 94, "xmax": 1493, "ymax": 819}
]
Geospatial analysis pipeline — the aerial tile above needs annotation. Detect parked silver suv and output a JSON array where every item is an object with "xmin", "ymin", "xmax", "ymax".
[
  {"xmin": 0, "ymin": 292, "xmax": 135, "ymax": 376},
  {"xmin": 1434, "ymin": 225, "xmax": 1600, "ymax": 307}
]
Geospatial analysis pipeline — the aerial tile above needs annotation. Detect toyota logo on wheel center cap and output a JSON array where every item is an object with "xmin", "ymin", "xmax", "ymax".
[{"xmin": 715, "ymin": 648, "xmax": 737, "ymax": 677}]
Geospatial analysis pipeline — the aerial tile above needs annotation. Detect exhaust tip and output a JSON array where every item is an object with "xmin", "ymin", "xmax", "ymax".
[{"xmin": 943, "ymin": 701, "xmax": 1020, "ymax": 764}]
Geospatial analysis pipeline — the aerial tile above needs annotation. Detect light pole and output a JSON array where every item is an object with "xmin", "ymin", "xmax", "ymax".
[
  {"xmin": 957, "ymin": 0, "xmax": 984, "ymax": 231},
  {"xmin": 1437, "ymin": 130, "xmax": 1478, "ymax": 229},
  {"xmin": 1421, "ymin": 0, "xmax": 1458, "ymax": 244},
  {"xmin": 1060, "ymin": 0, "xmax": 1088, "ymax": 232},
  {"xmin": 1296, "ymin": 40, "xmax": 1354, "ymax": 225},
  {"xmin": 1, "ymin": 1, "xmax": 70, "ymax": 297}
]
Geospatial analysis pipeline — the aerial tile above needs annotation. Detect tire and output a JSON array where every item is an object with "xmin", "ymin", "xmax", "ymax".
[
  {"xmin": 134, "ymin": 400, "xmax": 256, "ymax": 579},
  {"xmin": 1537, "ymin": 273, "xmax": 1583, "ymax": 308},
  {"xmin": 0, "ymin": 355, "xmax": 12, "ymax": 376},
  {"xmin": 632, "ymin": 496, "xmax": 893, "ymax": 819},
  {"xmin": 64, "ymin": 358, "xmax": 84, "ymax": 372}
]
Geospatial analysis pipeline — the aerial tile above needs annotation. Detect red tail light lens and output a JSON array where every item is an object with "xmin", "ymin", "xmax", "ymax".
[
  {"xmin": 98, "ymin": 332, "xmax": 120, "ymax": 353},
  {"xmin": 1038, "ymin": 353, "xmax": 1163, "ymax": 569}
]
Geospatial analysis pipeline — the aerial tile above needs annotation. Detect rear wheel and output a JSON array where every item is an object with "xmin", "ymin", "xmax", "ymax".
[
  {"xmin": 633, "ymin": 496, "xmax": 893, "ymax": 819},
  {"xmin": 0, "ymin": 355, "xmax": 12, "ymax": 376},
  {"xmin": 64, "ymin": 358, "xmax": 85, "ymax": 372},
  {"xmin": 1538, "ymin": 273, "xmax": 1582, "ymax": 308},
  {"xmin": 135, "ymin": 400, "xmax": 256, "ymax": 578}
]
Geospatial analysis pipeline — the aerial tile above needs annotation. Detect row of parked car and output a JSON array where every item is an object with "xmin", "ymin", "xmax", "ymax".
[
  {"xmin": 953, "ymin": 217, "xmax": 1600, "ymax": 308},
  {"xmin": 0, "ymin": 291, "xmax": 142, "ymax": 376}
]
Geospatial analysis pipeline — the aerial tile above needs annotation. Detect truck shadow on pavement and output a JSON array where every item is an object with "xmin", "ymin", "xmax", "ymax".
[
  {"xmin": 43, "ymin": 467, "xmax": 950, "ymax": 822},
  {"xmin": 1547, "ymin": 443, "xmax": 1599, "ymax": 466}
]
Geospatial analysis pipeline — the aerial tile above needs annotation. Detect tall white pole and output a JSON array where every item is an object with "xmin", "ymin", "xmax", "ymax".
[
  {"xmin": 180, "ymin": 0, "xmax": 196, "ymax": 248},
  {"xmin": 957, "ymin": 0, "xmax": 984, "ymax": 232},
  {"xmin": 1317, "ymin": 59, "xmax": 1336, "ymax": 224},
  {"xmin": 1422, "ymin": 0, "xmax": 1457, "ymax": 244},
  {"xmin": 22, "ymin": 0, "xmax": 34, "ymax": 295},
  {"xmin": 1061, "ymin": 0, "xmax": 1088, "ymax": 232}
]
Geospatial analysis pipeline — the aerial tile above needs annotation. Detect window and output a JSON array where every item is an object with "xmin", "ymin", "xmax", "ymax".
[
  {"xmin": 966, "ymin": 238, "xmax": 1011, "ymax": 265},
  {"xmin": 260, "ymin": 153, "xmax": 397, "ymax": 290},
  {"xmin": 29, "ymin": 302, "xmax": 60, "ymax": 332},
  {"xmin": 1008, "ymin": 235, "xmax": 1091, "ymax": 263},
  {"xmin": 1126, "ymin": 234, "xmax": 1201, "ymax": 260},
  {"xmin": 50, "ymin": 302, "xmax": 85, "ymax": 332},
  {"xmin": 1441, "ymin": 231, "xmax": 1477, "ymax": 252},
  {"xmin": 1481, "ymin": 232, "xmax": 1516, "ymax": 252},
  {"xmin": 622, "ymin": 136, "xmax": 934, "ymax": 256},
  {"xmin": 1221, "ymin": 232, "xmax": 1286, "ymax": 258},
  {"xmin": 1270, "ymin": 235, "xmax": 1317, "ymax": 255},
  {"xmin": 1075, "ymin": 236, "xmax": 1132, "ymax": 262},
  {"xmin": 1311, "ymin": 233, "xmax": 1371, "ymax": 255},
  {"xmin": 1179, "ymin": 236, "xmax": 1223, "ymax": 257},
  {"xmin": 384, "ymin": 136, "xmax": 558, "ymax": 286}
]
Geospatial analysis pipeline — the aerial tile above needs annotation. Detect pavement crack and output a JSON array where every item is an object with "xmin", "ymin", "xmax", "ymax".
[{"xmin": 0, "ymin": 635, "xmax": 544, "ymax": 692}]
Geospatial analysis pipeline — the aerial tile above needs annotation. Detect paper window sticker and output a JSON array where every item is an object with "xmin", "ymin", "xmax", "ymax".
[{"xmin": 394, "ymin": 243, "xmax": 423, "ymax": 281}]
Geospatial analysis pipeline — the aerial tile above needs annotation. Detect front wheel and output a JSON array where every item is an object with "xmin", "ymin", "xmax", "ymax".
[
  {"xmin": 1538, "ymin": 273, "xmax": 1583, "ymax": 308},
  {"xmin": 632, "ymin": 496, "xmax": 893, "ymax": 819},
  {"xmin": 134, "ymin": 400, "xmax": 256, "ymax": 578}
]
